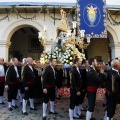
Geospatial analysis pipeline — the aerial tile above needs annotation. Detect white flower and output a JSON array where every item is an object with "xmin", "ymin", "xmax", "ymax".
[
  {"xmin": 56, "ymin": 47, "xmax": 58, "ymax": 50},
  {"xmin": 70, "ymin": 62, "xmax": 73, "ymax": 65},
  {"xmin": 66, "ymin": 56, "xmax": 68, "ymax": 59},
  {"xmin": 66, "ymin": 60, "xmax": 68, "ymax": 63},
  {"xmin": 45, "ymin": 56, "xmax": 47, "ymax": 58},
  {"xmin": 70, "ymin": 57, "xmax": 72, "ymax": 60}
]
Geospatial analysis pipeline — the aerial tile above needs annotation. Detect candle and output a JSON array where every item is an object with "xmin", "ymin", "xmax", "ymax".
[
  {"xmin": 80, "ymin": 30, "xmax": 85, "ymax": 38},
  {"xmin": 72, "ymin": 21, "xmax": 77, "ymax": 29},
  {"xmin": 44, "ymin": 26, "xmax": 47, "ymax": 31},
  {"xmin": 38, "ymin": 32, "xmax": 43, "ymax": 39},
  {"xmin": 87, "ymin": 37, "xmax": 91, "ymax": 43}
]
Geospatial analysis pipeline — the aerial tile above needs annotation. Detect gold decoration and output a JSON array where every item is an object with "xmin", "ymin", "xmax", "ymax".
[{"xmin": 57, "ymin": 9, "xmax": 70, "ymax": 37}]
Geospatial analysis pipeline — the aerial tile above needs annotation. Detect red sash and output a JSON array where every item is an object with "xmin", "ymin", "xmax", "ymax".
[
  {"xmin": 87, "ymin": 86, "xmax": 98, "ymax": 92},
  {"xmin": 0, "ymin": 76, "xmax": 5, "ymax": 83}
]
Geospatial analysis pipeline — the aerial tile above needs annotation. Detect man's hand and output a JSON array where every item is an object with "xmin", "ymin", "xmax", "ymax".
[
  {"xmin": 76, "ymin": 91, "xmax": 81, "ymax": 96},
  {"xmin": 5, "ymin": 85, "xmax": 9, "ymax": 91},
  {"xmin": 43, "ymin": 89, "xmax": 47, "ymax": 94},
  {"xmin": 25, "ymin": 87, "xmax": 29, "ymax": 91}
]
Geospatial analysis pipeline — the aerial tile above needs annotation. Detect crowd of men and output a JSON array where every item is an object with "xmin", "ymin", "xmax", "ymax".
[{"xmin": 0, "ymin": 57, "xmax": 120, "ymax": 120}]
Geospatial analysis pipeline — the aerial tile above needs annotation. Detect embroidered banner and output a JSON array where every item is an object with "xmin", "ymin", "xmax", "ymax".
[{"xmin": 77, "ymin": 0, "xmax": 107, "ymax": 38}]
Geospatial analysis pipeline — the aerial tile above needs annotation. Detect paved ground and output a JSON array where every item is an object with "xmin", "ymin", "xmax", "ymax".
[{"xmin": 1, "ymin": 89, "xmax": 120, "ymax": 120}]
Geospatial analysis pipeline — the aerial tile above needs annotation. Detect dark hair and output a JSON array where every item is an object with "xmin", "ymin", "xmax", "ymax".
[
  {"xmin": 11, "ymin": 57, "xmax": 17, "ymax": 61},
  {"xmin": 73, "ymin": 57, "xmax": 80, "ymax": 64},
  {"xmin": 49, "ymin": 57, "xmax": 56, "ymax": 62},
  {"xmin": 88, "ymin": 58, "xmax": 95, "ymax": 65}
]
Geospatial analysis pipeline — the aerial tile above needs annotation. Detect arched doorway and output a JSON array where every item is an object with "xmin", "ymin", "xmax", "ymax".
[
  {"xmin": 0, "ymin": 20, "xmax": 44, "ymax": 61},
  {"xmin": 9, "ymin": 27, "xmax": 44, "ymax": 61},
  {"xmin": 86, "ymin": 38, "xmax": 110, "ymax": 62},
  {"xmin": 86, "ymin": 26, "xmax": 119, "ymax": 62}
]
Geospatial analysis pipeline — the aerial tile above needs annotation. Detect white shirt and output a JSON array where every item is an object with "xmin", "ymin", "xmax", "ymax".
[
  {"xmin": 112, "ymin": 68, "xmax": 119, "ymax": 75},
  {"xmin": 0, "ymin": 65, "xmax": 5, "ymax": 76},
  {"xmin": 29, "ymin": 65, "xmax": 33, "ymax": 71},
  {"xmin": 14, "ymin": 66, "xmax": 19, "ymax": 78},
  {"xmin": 76, "ymin": 66, "xmax": 81, "ymax": 78},
  {"xmin": 50, "ymin": 65, "xmax": 56, "ymax": 79}
]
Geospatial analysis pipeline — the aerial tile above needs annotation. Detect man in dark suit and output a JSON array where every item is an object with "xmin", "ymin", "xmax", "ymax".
[
  {"xmin": 42, "ymin": 58, "xmax": 58, "ymax": 120},
  {"xmin": 69, "ymin": 57, "xmax": 82, "ymax": 120},
  {"xmin": 105, "ymin": 60, "xmax": 120, "ymax": 120},
  {"xmin": 5, "ymin": 58, "xmax": 20, "ymax": 111},
  {"xmin": 55, "ymin": 68, "xmax": 63, "ymax": 100},
  {"xmin": 22, "ymin": 57, "xmax": 37, "ymax": 115},
  {"xmin": 0, "ymin": 58, "xmax": 7, "ymax": 104},
  {"xmin": 86, "ymin": 58, "xmax": 106, "ymax": 120}
]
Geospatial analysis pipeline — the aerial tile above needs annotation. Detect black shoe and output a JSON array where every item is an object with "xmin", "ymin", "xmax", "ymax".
[
  {"xmin": 49, "ymin": 111, "xmax": 58, "ymax": 115},
  {"xmin": 22, "ymin": 111, "xmax": 28, "ymax": 115},
  {"xmin": 73, "ymin": 116, "xmax": 82, "ymax": 119},
  {"xmin": 0, "ymin": 102, "xmax": 5, "ymax": 105},
  {"xmin": 30, "ymin": 107, "xmax": 37, "ymax": 111},
  {"xmin": 90, "ymin": 117, "xmax": 96, "ymax": 120},
  {"xmin": 56, "ymin": 97, "xmax": 61, "ymax": 100},
  {"xmin": 8, "ymin": 107, "xmax": 13, "ymax": 111},
  {"xmin": 12, "ymin": 105, "xmax": 18, "ymax": 109},
  {"xmin": 77, "ymin": 114, "xmax": 85, "ymax": 118},
  {"xmin": 42, "ymin": 116, "xmax": 46, "ymax": 120}
]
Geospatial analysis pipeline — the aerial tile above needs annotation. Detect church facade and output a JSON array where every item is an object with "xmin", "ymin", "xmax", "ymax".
[{"xmin": 0, "ymin": 2, "xmax": 120, "ymax": 62}]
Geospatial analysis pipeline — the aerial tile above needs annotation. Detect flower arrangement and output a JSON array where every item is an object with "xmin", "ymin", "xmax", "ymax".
[
  {"xmin": 40, "ymin": 52, "xmax": 51, "ymax": 64},
  {"xmin": 59, "ymin": 45, "xmax": 74, "ymax": 65}
]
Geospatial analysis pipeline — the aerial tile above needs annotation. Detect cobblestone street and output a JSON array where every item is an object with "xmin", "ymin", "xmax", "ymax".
[{"xmin": 0, "ymin": 91, "xmax": 120, "ymax": 120}]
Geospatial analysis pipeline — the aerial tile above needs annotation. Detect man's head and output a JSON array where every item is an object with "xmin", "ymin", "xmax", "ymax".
[
  {"xmin": 0, "ymin": 58, "xmax": 4, "ymax": 65},
  {"xmin": 26, "ymin": 57, "xmax": 33, "ymax": 66},
  {"xmin": 73, "ymin": 57, "xmax": 82, "ymax": 67},
  {"xmin": 88, "ymin": 58, "xmax": 98, "ymax": 67},
  {"xmin": 49, "ymin": 58, "xmax": 57, "ymax": 67},
  {"xmin": 85, "ymin": 60, "xmax": 89, "ymax": 66},
  {"xmin": 35, "ymin": 59, "xmax": 40, "ymax": 64},
  {"xmin": 22, "ymin": 58, "xmax": 27, "ymax": 64},
  {"xmin": 111, "ymin": 59, "xmax": 119, "ymax": 70},
  {"xmin": 11, "ymin": 58, "xmax": 18, "ymax": 66}
]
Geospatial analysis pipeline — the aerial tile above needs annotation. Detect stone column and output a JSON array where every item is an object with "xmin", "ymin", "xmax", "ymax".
[
  {"xmin": 110, "ymin": 43, "xmax": 120, "ymax": 59},
  {"xmin": 0, "ymin": 40, "xmax": 11, "ymax": 62}
]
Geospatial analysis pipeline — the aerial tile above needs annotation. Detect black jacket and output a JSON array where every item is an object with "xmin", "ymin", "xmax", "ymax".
[
  {"xmin": 42, "ymin": 65, "xmax": 56, "ymax": 89},
  {"xmin": 71, "ymin": 66, "xmax": 82, "ymax": 92},
  {"xmin": 106, "ymin": 68, "xmax": 120, "ymax": 94},
  {"xmin": 22, "ymin": 64, "xmax": 36, "ymax": 87},
  {"xmin": 3, "ymin": 64, "xmax": 8, "ymax": 74},
  {"xmin": 5, "ymin": 65, "xmax": 21, "ymax": 85},
  {"xmin": 87, "ymin": 67, "xmax": 106, "ymax": 87}
]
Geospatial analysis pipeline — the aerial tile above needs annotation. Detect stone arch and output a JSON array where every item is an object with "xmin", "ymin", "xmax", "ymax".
[
  {"xmin": 1, "ymin": 19, "xmax": 43, "ymax": 43},
  {"xmin": 107, "ymin": 25, "xmax": 118, "ymax": 44}
]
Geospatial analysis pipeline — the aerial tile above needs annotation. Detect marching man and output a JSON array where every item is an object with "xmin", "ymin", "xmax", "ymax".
[
  {"xmin": 0, "ymin": 58, "xmax": 7, "ymax": 104},
  {"xmin": 69, "ymin": 57, "xmax": 83, "ymax": 120}
]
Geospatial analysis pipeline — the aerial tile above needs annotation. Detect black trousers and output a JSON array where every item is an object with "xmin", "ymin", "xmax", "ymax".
[
  {"xmin": 106, "ymin": 93, "xmax": 116, "ymax": 118},
  {"xmin": 34, "ymin": 76, "xmax": 43, "ymax": 98},
  {"xmin": 19, "ymin": 82, "xmax": 24, "ymax": 94},
  {"xmin": 79, "ymin": 90, "xmax": 86, "ymax": 104},
  {"xmin": 43, "ymin": 87, "xmax": 55, "ymax": 103},
  {"xmin": 69, "ymin": 88, "xmax": 80, "ymax": 110},
  {"xmin": 87, "ymin": 91, "xmax": 96, "ymax": 112},
  {"xmin": 0, "ymin": 82, "xmax": 5, "ymax": 96},
  {"xmin": 24, "ymin": 85, "xmax": 34, "ymax": 100},
  {"xmin": 8, "ymin": 84, "xmax": 18, "ymax": 102}
]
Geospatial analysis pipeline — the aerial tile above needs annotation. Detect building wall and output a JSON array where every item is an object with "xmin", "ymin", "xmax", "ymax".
[{"xmin": 0, "ymin": 12, "xmax": 120, "ymax": 61}]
